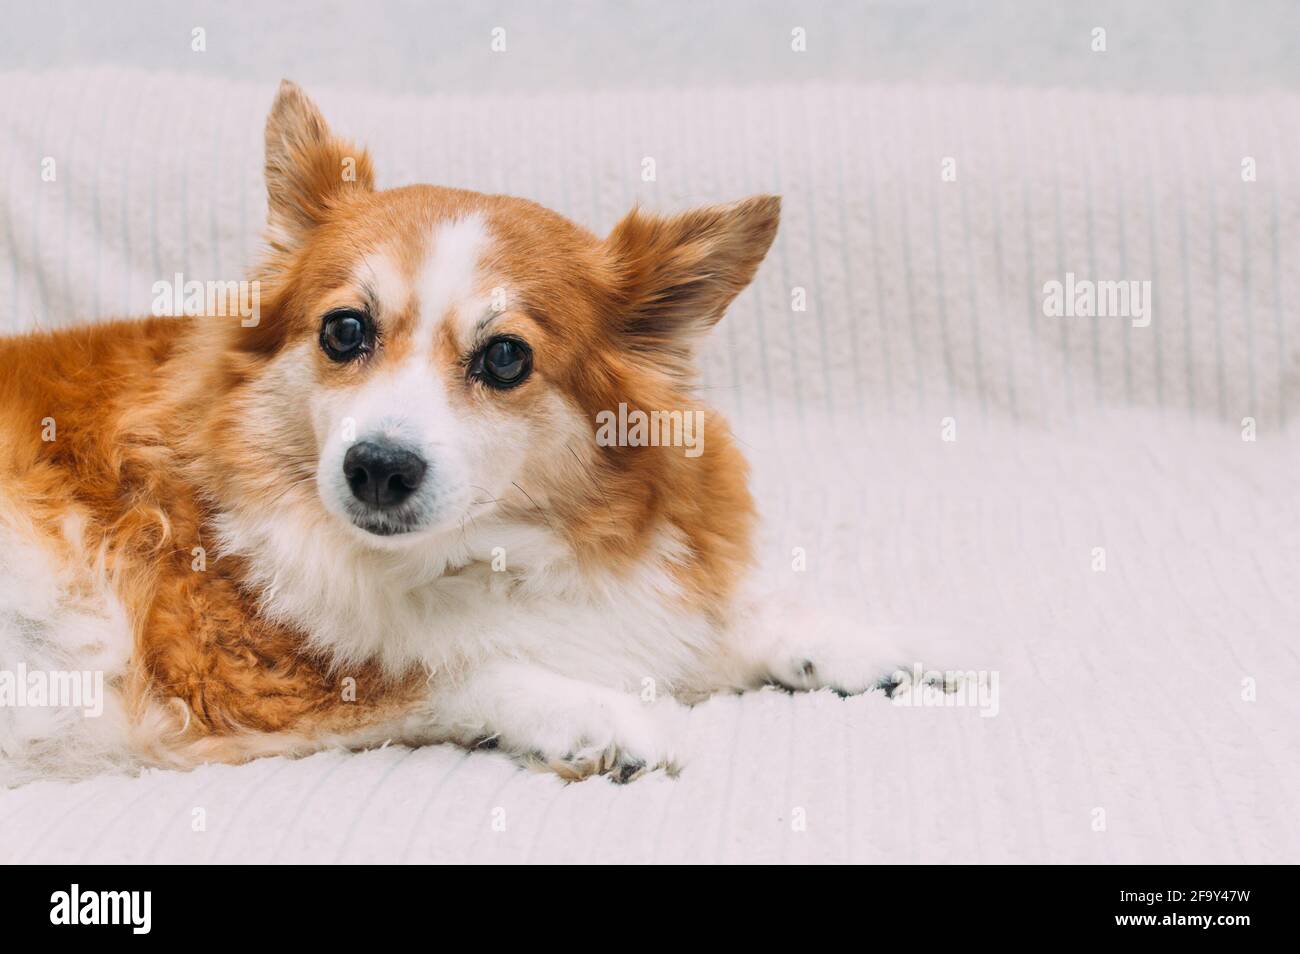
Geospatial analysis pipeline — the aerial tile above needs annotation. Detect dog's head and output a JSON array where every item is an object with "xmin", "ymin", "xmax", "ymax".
[{"xmin": 207, "ymin": 81, "xmax": 777, "ymax": 558}]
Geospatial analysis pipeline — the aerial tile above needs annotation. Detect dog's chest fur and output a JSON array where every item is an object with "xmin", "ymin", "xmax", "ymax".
[{"xmin": 213, "ymin": 497, "xmax": 721, "ymax": 693}]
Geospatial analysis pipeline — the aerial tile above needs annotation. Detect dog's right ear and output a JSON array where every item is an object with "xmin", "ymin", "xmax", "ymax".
[{"xmin": 264, "ymin": 80, "xmax": 374, "ymax": 251}]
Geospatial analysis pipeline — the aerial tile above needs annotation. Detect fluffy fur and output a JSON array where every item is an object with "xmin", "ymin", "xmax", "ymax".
[{"xmin": 0, "ymin": 82, "xmax": 911, "ymax": 785}]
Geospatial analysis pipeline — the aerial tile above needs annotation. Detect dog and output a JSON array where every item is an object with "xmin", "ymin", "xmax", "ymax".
[{"xmin": 0, "ymin": 81, "xmax": 916, "ymax": 785}]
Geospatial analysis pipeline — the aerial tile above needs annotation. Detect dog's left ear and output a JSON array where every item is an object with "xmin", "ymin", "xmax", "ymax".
[
  {"xmin": 605, "ymin": 195, "xmax": 780, "ymax": 371},
  {"xmin": 264, "ymin": 80, "xmax": 374, "ymax": 250}
]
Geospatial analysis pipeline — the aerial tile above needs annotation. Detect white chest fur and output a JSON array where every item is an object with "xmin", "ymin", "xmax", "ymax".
[{"xmin": 212, "ymin": 503, "xmax": 721, "ymax": 694}]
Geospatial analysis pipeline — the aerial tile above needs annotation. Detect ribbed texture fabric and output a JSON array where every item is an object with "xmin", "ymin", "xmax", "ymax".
[
  {"xmin": 2, "ymin": 421, "xmax": 1296, "ymax": 864},
  {"xmin": 3, "ymin": 70, "xmax": 1296, "ymax": 430},
  {"xmin": 1, "ymin": 70, "xmax": 1296, "ymax": 862}
]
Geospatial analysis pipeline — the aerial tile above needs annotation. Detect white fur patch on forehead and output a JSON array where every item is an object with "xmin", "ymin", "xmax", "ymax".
[
  {"xmin": 352, "ymin": 250, "xmax": 408, "ymax": 313},
  {"xmin": 416, "ymin": 214, "xmax": 491, "ymax": 351}
]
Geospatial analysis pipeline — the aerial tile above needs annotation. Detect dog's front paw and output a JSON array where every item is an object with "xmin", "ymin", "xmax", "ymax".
[
  {"xmin": 442, "ymin": 662, "xmax": 685, "ymax": 783},
  {"xmin": 515, "ymin": 693, "xmax": 683, "ymax": 784},
  {"xmin": 765, "ymin": 620, "xmax": 960, "ymax": 697},
  {"xmin": 534, "ymin": 740, "xmax": 673, "ymax": 784},
  {"xmin": 873, "ymin": 663, "xmax": 967, "ymax": 699}
]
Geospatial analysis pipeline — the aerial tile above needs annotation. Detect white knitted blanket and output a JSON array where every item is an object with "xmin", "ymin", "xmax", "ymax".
[{"xmin": 1, "ymin": 70, "xmax": 1296, "ymax": 863}]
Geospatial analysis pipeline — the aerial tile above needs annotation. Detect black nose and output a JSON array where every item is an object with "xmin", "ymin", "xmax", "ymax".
[{"xmin": 343, "ymin": 441, "xmax": 427, "ymax": 508}]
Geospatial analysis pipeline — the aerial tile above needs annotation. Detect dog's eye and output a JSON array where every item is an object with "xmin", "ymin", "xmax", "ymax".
[
  {"xmin": 473, "ymin": 336, "xmax": 533, "ymax": 389},
  {"xmin": 320, "ymin": 309, "xmax": 372, "ymax": 362}
]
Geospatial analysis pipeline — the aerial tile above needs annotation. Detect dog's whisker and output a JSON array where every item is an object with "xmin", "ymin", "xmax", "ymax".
[
  {"xmin": 467, "ymin": 485, "xmax": 501, "ymax": 507},
  {"xmin": 510, "ymin": 481, "xmax": 554, "ymax": 530},
  {"xmin": 565, "ymin": 442, "xmax": 614, "ymax": 511}
]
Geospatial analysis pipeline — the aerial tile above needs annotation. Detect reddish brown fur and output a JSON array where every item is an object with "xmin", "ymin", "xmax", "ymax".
[{"xmin": 0, "ymin": 320, "xmax": 422, "ymax": 760}]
